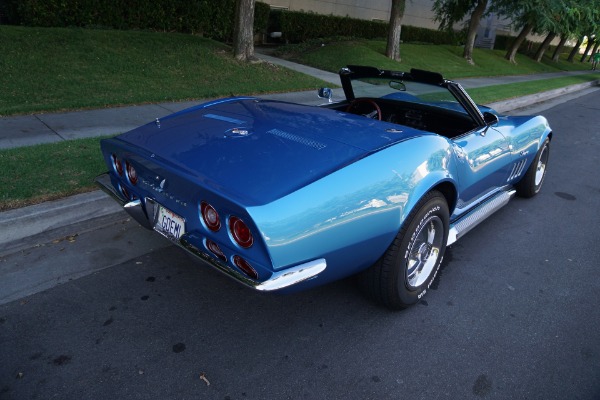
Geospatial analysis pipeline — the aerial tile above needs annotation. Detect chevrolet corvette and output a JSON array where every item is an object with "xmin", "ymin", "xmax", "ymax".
[{"xmin": 95, "ymin": 66, "xmax": 552, "ymax": 309}]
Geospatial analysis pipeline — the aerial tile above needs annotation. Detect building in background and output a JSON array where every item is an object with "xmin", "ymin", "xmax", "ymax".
[
  {"xmin": 263, "ymin": 0, "xmax": 439, "ymax": 29},
  {"xmin": 261, "ymin": 0, "xmax": 555, "ymax": 47}
]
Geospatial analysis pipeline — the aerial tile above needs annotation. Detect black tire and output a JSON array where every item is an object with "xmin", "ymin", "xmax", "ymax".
[
  {"xmin": 515, "ymin": 138, "xmax": 550, "ymax": 198},
  {"xmin": 359, "ymin": 191, "xmax": 449, "ymax": 310}
]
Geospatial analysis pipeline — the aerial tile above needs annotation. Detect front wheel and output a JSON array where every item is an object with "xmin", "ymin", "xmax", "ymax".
[
  {"xmin": 359, "ymin": 191, "xmax": 449, "ymax": 310},
  {"xmin": 516, "ymin": 138, "xmax": 550, "ymax": 198}
]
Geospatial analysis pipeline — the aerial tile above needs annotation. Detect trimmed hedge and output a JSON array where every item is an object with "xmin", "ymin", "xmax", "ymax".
[
  {"xmin": 1, "ymin": 0, "xmax": 463, "ymax": 46},
  {"xmin": 277, "ymin": 11, "xmax": 387, "ymax": 42},
  {"xmin": 494, "ymin": 35, "xmax": 536, "ymax": 52},
  {"xmin": 402, "ymin": 25, "xmax": 464, "ymax": 45},
  {"xmin": 274, "ymin": 10, "xmax": 462, "ymax": 45},
  {"xmin": 0, "ymin": 0, "xmax": 271, "ymax": 42},
  {"xmin": 494, "ymin": 34, "xmax": 574, "ymax": 56}
]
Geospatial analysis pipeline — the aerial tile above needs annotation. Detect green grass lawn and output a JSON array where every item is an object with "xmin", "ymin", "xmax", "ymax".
[
  {"xmin": 0, "ymin": 137, "xmax": 107, "ymax": 211},
  {"xmin": 277, "ymin": 40, "xmax": 592, "ymax": 79},
  {"xmin": 0, "ymin": 26, "xmax": 327, "ymax": 116}
]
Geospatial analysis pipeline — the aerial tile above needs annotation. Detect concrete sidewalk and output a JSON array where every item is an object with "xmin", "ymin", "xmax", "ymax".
[{"xmin": 1, "ymin": 53, "xmax": 599, "ymax": 252}]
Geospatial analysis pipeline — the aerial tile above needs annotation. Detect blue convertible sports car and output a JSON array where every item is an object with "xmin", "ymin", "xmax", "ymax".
[{"xmin": 96, "ymin": 65, "xmax": 552, "ymax": 309}]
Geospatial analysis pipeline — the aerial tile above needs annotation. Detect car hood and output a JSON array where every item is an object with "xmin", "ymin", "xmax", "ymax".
[{"xmin": 117, "ymin": 98, "xmax": 430, "ymax": 204}]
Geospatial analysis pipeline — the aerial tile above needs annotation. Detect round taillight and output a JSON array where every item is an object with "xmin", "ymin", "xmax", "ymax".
[
  {"xmin": 206, "ymin": 240, "xmax": 226, "ymax": 261},
  {"xmin": 126, "ymin": 161, "xmax": 138, "ymax": 185},
  {"xmin": 233, "ymin": 255, "xmax": 258, "ymax": 280},
  {"xmin": 201, "ymin": 202, "xmax": 221, "ymax": 231},
  {"xmin": 229, "ymin": 216, "xmax": 253, "ymax": 248},
  {"xmin": 112, "ymin": 154, "xmax": 123, "ymax": 176}
]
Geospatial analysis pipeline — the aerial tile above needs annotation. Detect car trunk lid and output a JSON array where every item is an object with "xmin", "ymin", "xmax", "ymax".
[{"xmin": 116, "ymin": 98, "xmax": 428, "ymax": 205}]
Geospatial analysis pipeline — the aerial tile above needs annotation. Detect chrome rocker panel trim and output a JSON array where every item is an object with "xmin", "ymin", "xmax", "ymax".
[
  {"xmin": 447, "ymin": 189, "xmax": 516, "ymax": 246},
  {"xmin": 95, "ymin": 172, "xmax": 327, "ymax": 292}
]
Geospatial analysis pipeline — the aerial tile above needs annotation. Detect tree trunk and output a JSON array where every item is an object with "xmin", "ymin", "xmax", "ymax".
[
  {"xmin": 533, "ymin": 32, "xmax": 556, "ymax": 62},
  {"xmin": 567, "ymin": 36, "xmax": 583, "ymax": 62},
  {"xmin": 580, "ymin": 37, "xmax": 595, "ymax": 62},
  {"xmin": 551, "ymin": 35, "xmax": 568, "ymax": 62},
  {"xmin": 233, "ymin": 0, "xmax": 255, "ymax": 62},
  {"xmin": 463, "ymin": 0, "xmax": 488, "ymax": 65},
  {"xmin": 385, "ymin": 0, "xmax": 406, "ymax": 61},
  {"xmin": 587, "ymin": 41, "xmax": 600, "ymax": 62},
  {"xmin": 505, "ymin": 23, "xmax": 533, "ymax": 64}
]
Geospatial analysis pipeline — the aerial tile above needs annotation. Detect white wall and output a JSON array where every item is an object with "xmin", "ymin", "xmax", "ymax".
[{"xmin": 263, "ymin": 0, "xmax": 438, "ymax": 29}]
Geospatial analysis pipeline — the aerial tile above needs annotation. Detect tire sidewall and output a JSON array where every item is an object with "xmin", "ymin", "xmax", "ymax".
[
  {"xmin": 516, "ymin": 137, "xmax": 550, "ymax": 198},
  {"xmin": 394, "ymin": 195, "xmax": 449, "ymax": 305},
  {"xmin": 532, "ymin": 139, "xmax": 550, "ymax": 194}
]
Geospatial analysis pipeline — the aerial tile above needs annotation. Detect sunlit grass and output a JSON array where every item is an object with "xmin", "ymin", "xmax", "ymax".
[{"xmin": 278, "ymin": 39, "xmax": 592, "ymax": 79}]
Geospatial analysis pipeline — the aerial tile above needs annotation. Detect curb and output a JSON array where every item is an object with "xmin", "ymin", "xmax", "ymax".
[
  {"xmin": 488, "ymin": 79, "xmax": 600, "ymax": 113},
  {"xmin": 1, "ymin": 80, "xmax": 598, "ymax": 249},
  {"xmin": 0, "ymin": 191, "xmax": 121, "ymax": 248}
]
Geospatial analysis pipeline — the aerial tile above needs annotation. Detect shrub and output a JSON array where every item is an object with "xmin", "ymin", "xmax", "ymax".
[
  {"xmin": 493, "ymin": 34, "xmax": 536, "ymax": 52},
  {"xmin": 277, "ymin": 10, "xmax": 387, "ymax": 43},
  {"xmin": 402, "ymin": 25, "xmax": 463, "ymax": 45},
  {"xmin": 273, "ymin": 10, "xmax": 461, "ymax": 45},
  {"xmin": 254, "ymin": 1, "xmax": 270, "ymax": 34},
  {"xmin": 1, "ymin": 0, "xmax": 270, "ymax": 41}
]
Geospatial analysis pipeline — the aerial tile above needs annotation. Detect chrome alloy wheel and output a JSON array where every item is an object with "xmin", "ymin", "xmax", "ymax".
[
  {"xmin": 534, "ymin": 144, "xmax": 549, "ymax": 187},
  {"xmin": 406, "ymin": 216, "xmax": 444, "ymax": 289}
]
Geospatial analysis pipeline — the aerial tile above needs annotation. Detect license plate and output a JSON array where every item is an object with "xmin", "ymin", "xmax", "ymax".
[{"xmin": 155, "ymin": 205, "xmax": 185, "ymax": 241}]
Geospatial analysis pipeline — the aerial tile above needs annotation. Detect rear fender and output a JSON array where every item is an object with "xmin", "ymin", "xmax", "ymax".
[
  {"xmin": 248, "ymin": 135, "xmax": 459, "ymax": 280},
  {"xmin": 398, "ymin": 173, "xmax": 458, "ymax": 225}
]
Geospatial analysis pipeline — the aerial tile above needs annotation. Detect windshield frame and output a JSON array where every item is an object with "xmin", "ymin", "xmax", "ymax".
[{"xmin": 338, "ymin": 66, "xmax": 486, "ymax": 127}]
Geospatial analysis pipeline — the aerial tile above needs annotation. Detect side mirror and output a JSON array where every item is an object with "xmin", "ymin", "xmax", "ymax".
[
  {"xmin": 483, "ymin": 111, "xmax": 499, "ymax": 126},
  {"xmin": 318, "ymin": 87, "xmax": 333, "ymax": 103}
]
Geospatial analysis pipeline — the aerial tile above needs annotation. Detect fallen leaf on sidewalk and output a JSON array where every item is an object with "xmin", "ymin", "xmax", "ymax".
[
  {"xmin": 51, "ymin": 233, "xmax": 79, "ymax": 244},
  {"xmin": 67, "ymin": 234, "xmax": 78, "ymax": 243}
]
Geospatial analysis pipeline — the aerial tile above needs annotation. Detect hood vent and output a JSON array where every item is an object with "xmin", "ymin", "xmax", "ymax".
[{"xmin": 268, "ymin": 128, "xmax": 327, "ymax": 150}]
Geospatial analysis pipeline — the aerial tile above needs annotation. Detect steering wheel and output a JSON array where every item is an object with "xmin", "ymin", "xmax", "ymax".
[{"xmin": 346, "ymin": 98, "xmax": 382, "ymax": 121}]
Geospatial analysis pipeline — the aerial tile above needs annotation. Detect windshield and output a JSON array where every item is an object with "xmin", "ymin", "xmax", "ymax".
[{"xmin": 351, "ymin": 77, "xmax": 464, "ymax": 112}]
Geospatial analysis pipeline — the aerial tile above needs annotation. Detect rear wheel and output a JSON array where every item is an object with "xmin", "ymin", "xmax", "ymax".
[
  {"xmin": 359, "ymin": 191, "xmax": 449, "ymax": 310},
  {"xmin": 516, "ymin": 138, "xmax": 550, "ymax": 198}
]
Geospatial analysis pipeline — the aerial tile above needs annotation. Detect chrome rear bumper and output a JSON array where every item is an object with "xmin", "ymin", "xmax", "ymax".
[
  {"xmin": 180, "ymin": 233, "xmax": 326, "ymax": 291},
  {"xmin": 95, "ymin": 173, "xmax": 157, "ymax": 230},
  {"xmin": 94, "ymin": 172, "xmax": 326, "ymax": 291}
]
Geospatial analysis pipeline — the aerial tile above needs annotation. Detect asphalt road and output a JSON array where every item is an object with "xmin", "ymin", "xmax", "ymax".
[{"xmin": 1, "ymin": 90, "xmax": 600, "ymax": 400}]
